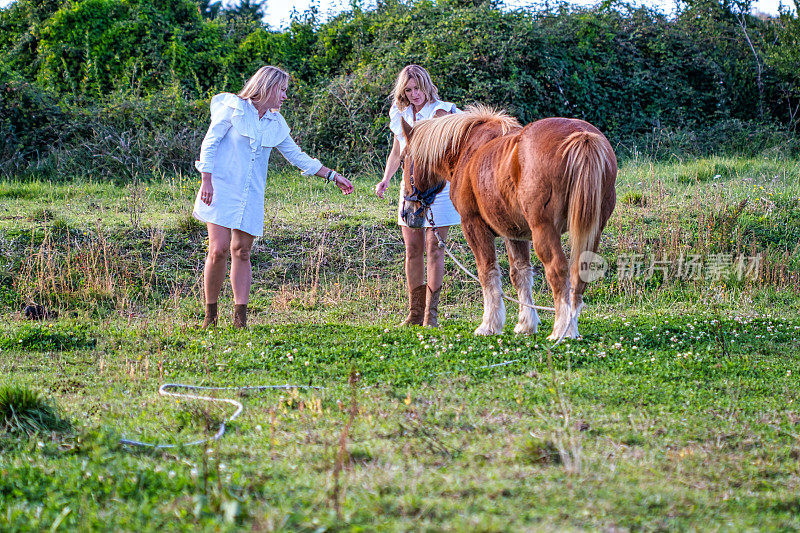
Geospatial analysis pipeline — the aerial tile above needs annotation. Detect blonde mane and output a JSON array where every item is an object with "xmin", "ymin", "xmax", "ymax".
[{"xmin": 408, "ymin": 104, "xmax": 521, "ymax": 177}]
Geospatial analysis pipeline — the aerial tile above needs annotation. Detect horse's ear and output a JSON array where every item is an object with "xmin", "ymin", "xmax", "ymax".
[{"xmin": 401, "ymin": 117, "xmax": 413, "ymax": 142}]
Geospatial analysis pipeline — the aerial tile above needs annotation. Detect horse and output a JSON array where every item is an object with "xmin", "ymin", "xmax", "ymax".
[{"xmin": 399, "ymin": 105, "xmax": 617, "ymax": 340}]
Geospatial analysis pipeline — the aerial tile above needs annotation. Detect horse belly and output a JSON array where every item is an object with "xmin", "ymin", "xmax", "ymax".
[
  {"xmin": 481, "ymin": 203, "xmax": 531, "ymax": 240},
  {"xmin": 471, "ymin": 144, "xmax": 531, "ymax": 241}
]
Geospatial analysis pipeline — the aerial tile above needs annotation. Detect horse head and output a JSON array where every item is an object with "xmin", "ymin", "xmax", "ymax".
[{"xmin": 399, "ymin": 117, "xmax": 447, "ymax": 228}]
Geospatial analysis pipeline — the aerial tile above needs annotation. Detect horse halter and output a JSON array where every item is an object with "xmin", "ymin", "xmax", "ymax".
[{"xmin": 403, "ymin": 160, "xmax": 445, "ymax": 219}]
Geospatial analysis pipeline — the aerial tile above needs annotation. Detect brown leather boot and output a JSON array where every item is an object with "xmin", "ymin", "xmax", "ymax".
[
  {"xmin": 201, "ymin": 302, "xmax": 218, "ymax": 329},
  {"xmin": 400, "ymin": 285, "xmax": 426, "ymax": 326},
  {"xmin": 233, "ymin": 304, "xmax": 247, "ymax": 329},
  {"xmin": 423, "ymin": 285, "xmax": 441, "ymax": 328}
]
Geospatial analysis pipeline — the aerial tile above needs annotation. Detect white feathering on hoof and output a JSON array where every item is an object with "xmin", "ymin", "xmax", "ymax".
[
  {"xmin": 475, "ymin": 272, "xmax": 505, "ymax": 335},
  {"xmin": 513, "ymin": 264, "xmax": 540, "ymax": 334},
  {"xmin": 514, "ymin": 308, "xmax": 541, "ymax": 335}
]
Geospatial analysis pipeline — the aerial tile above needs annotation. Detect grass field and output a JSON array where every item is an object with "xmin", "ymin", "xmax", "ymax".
[{"xmin": 1, "ymin": 156, "xmax": 799, "ymax": 531}]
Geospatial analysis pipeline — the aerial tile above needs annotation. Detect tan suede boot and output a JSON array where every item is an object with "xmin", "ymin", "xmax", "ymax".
[
  {"xmin": 233, "ymin": 304, "xmax": 247, "ymax": 329},
  {"xmin": 201, "ymin": 302, "xmax": 218, "ymax": 329},
  {"xmin": 400, "ymin": 285, "xmax": 426, "ymax": 326},
  {"xmin": 423, "ymin": 286, "xmax": 441, "ymax": 328}
]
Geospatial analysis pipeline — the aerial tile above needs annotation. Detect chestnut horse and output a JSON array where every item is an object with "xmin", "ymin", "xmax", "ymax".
[{"xmin": 399, "ymin": 105, "xmax": 616, "ymax": 339}]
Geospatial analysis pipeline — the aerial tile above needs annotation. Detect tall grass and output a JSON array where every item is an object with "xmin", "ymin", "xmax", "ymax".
[
  {"xmin": 0, "ymin": 386, "xmax": 70, "ymax": 435},
  {"xmin": 1, "ymin": 159, "xmax": 798, "ymax": 324}
]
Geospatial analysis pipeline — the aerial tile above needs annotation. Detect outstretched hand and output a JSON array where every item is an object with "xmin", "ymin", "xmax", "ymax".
[
  {"xmin": 335, "ymin": 174, "xmax": 354, "ymax": 195},
  {"xmin": 374, "ymin": 179, "xmax": 389, "ymax": 199}
]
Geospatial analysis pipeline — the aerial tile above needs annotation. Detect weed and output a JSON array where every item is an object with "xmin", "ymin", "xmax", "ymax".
[
  {"xmin": 0, "ymin": 386, "xmax": 70, "ymax": 435},
  {"xmin": 621, "ymin": 191, "xmax": 646, "ymax": 207},
  {"xmin": 26, "ymin": 208, "xmax": 54, "ymax": 223},
  {"xmin": 331, "ymin": 369, "xmax": 360, "ymax": 519},
  {"xmin": 174, "ymin": 213, "xmax": 205, "ymax": 234},
  {"xmin": 520, "ymin": 436, "xmax": 562, "ymax": 465}
]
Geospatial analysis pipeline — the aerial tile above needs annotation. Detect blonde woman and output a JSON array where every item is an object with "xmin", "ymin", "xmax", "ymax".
[
  {"xmin": 375, "ymin": 65, "xmax": 460, "ymax": 327},
  {"xmin": 194, "ymin": 66, "xmax": 354, "ymax": 328}
]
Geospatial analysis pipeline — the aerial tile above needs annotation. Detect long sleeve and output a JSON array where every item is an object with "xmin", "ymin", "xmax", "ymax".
[
  {"xmin": 275, "ymin": 135, "xmax": 323, "ymax": 176},
  {"xmin": 195, "ymin": 101, "xmax": 234, "ymax": 173}
]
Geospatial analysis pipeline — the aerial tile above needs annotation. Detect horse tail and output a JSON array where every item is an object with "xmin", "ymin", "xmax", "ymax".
[{"xmin": 560, "ymin": 130, "xmax": 612, "ymax": 267}]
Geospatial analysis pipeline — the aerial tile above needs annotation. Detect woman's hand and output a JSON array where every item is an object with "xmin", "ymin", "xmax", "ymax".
[
  {"xmin": 377, "ymin": 137, "xmax": 401, "ymax": 199},
  {"xmin": 374, "ymin": 178, "xmax": 390, "ymax": 199},
  {"xmin": 334, "ymin": 173, "xmax": 354, "ymax": 195},
  {"xmin": 200, "ymin": 173, "xmax": 213, "ymax": 205}
]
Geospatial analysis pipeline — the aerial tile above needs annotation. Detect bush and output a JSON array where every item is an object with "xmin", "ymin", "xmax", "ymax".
[
  {"xmin": 0, "ymin": 70, "xmax": 68, "ymax": 175},
  {"xmin": 2, "ymin": 0, "xmax": 800, "ymax": 177}
]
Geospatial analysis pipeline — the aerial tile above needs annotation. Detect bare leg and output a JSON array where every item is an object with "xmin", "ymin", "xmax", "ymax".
[
  {"xmin": 425, "ymin": 226, "xmax": 449, "ymax": 291},
  {"xmin": 402, "ymin": 226, "xmax": 425, "ymax": 290},
  {"xmin": 204, "ymin": 223, "xmax": 231, "ymax": 304},
  {"xmin": 230, "ymin": 229, "xmax": 255, "ymax": 305},
  {"xmin": 506, "ymin": 238, "xmax": 540, "ymax": 334},
  {"xmin": 461, "ymin": 216, "xmax": 505, "ymax": 335}
]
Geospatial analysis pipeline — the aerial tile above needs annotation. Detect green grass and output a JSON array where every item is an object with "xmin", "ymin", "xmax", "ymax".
[
  {"xmin": 0, "ymin": 158, "xmax": 799, "ymax": 531},
  {"xmin": 0, "ymin": 385, "xmax": 70, "ymax": 435}
]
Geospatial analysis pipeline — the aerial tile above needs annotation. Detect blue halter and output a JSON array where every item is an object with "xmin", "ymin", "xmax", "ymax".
[{"xmin": 403, "ymin": 161, "xmax": 445, "ymax": 217}]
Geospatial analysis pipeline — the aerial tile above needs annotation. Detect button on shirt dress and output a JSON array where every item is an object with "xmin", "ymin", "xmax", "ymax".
[
  {"xmin": 193, "ymin": 93, "xmax": 323, "ymax": 237},
  {"xmin": 389, "ymin": 100, "xmax": 462, "ymax": 228}
]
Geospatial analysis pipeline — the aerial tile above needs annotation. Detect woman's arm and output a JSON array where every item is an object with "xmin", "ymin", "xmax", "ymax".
[
  {"xmin": 375, "ymin": 136, "xmax": 401, "ymax": 199},
  {"xmin": 196, "ymin": 106, "xmax": 233, "ymax": 175},
  {"xmin": 196, "ymin": 105, "xmax": 233, "ymax": 206},
  {"xmin": 314, "ymin": 166, "xmax": 354, "ymax": 195},
  {"xmin": 276, "ymin": 135, "xmax": 353, "ymax": 195}
]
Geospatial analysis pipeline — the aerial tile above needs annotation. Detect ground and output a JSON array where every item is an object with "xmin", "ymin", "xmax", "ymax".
[{"xmin": 0, "ymin": 156, "xmax": 799, "ymax": 531}]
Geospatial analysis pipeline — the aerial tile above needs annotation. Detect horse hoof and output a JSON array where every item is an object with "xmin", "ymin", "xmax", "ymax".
[
  {"xmin": 514, "ymin": 323, "xmax": 538, "ymax": 335},
  {"xmin": 547, "ymin": 329, "xmax": 580, "ymax": 342},
  {"xmin": 474, "ymin": 324, "xmax": 500, "ymax": 336}
]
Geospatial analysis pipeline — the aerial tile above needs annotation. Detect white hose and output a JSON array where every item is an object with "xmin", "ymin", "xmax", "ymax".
[
  {"xmin": 121, "ymin": 227, "xmax": 577, "ymax": 449},
  {"xmin": 120, "ymin": 383, "xmax": 320, "ymax": 449}
]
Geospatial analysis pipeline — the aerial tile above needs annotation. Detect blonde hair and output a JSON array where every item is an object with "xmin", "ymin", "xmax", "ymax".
[
  {"xmin": 391, "ymin": 65, "xmax": 440, "ymax": 111},
  {"xmin": 409, "ymin": 105, "xmax": 521, "ymax": 179},
  {"xmin": 238, "ymin": 66, "xmax": 290, "ymax": 102}
]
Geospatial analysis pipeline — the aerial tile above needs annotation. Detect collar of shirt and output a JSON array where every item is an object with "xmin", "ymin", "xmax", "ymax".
[
  {"xmin": 244, "ymin": 99, "xmax": 281, "ymax": 123},
  {"xmin": 403, "ymin": 101, "xmax": 437, "ymax": 124},
  {"xmin": 221, "ymin": 94, "xmax": 288, "ymax": 149}
]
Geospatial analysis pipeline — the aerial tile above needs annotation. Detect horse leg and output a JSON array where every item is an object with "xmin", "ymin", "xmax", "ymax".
[
  {"xmin": 505, "ymin": 238, "xmax": 540, "ymax": 334},
  {"xmin": 562, "ymin": 192, "xmax": 614, "ymax": 339},
  {"xmin": 462, "ymin": 216, "xmax": 505, "ymax": 335},
  {"xmin": 529, "ymin": 224, "xmax": 575, "ymax": 341},
  {"xmin": 567, "ymin": 230, "xmax": 606, "ymax": 339}
]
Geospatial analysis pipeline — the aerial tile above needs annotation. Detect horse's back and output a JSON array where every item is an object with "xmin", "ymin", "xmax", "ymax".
[
  {"xmin": 521, "ymin": 118, "xmax": 609, "ymax": 155},
  {"xmin": 513, "ymin": 118, "xmax": 616, "ymax": 230},
  {"xmin": 453, "ymin": 115, "xmax": 616, "ymax": 239}
]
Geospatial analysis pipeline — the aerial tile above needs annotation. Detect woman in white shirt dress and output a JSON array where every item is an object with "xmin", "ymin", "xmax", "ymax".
[
  {"xmin": 194, "ymin": 66, "xmax": 354, "ymax": 328},
  {"xmin": 374, "ymin": 65, "xmax": 461, "ymax": 327}
]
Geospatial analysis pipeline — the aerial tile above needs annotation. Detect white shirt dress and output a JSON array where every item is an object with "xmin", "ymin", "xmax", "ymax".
[
  {"xmin": 193, "ymin": 93, "xmax": 323, "ymax": 237},
  {"xmin": 390, "ymin": 100, "xmax": 462, "ymax": 228}
]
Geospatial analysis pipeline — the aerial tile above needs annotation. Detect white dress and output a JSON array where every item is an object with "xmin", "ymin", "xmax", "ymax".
[
  {"xmin": 193, "ymin": 93, "xmax": 323, "ymax": 237},
  {"xmin": 389, "ymin": 100, "xmax": 462, "ymax": 227}
]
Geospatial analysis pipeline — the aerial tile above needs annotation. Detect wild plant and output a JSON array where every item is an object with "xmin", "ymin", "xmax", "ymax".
[
  {"xmin": 525, "ymin": 348, "xmax": 583, "ymax": 474},
  {"xmin": 331, "ymin": 369, "xmax": 360, "ymax": 520},
  {"xmin": 0, "ymin": 386, "xmax": 70, "ymax": 435}
]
